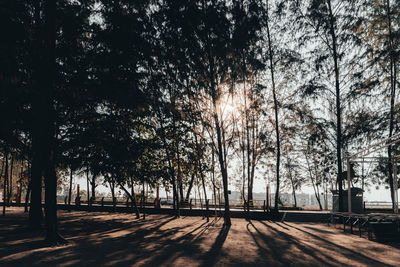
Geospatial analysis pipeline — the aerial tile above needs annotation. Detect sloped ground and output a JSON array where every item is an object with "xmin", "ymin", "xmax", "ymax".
[{"xmin": 0, "ymin": 207, "xmax": 399, "ymax": 266}]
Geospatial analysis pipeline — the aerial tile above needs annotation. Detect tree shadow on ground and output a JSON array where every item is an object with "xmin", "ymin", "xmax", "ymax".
[
  {"xmin": 0, "ymin": 212, "xmax": 177, "ymax": 261},
  {"xmin": 246, "ymin": 221, "xmax": 286, "ymax": 265},
  {"xmin": 0, "ymin": 211, "xmax": 223, "ymax": 266},
  {"xmin": 1, "ymin": 209, "xmax": 399, "ymax": 267},
  {"xmin": 200, "ymin": 223, "xmax": 230, "ymax": 267},
  {"xmin": 323, "ymin": 223, "xmax": 400, "ymax": 250},
  {"xmin": 255, "ymin": 220, "xmax": 337, "ymax": 266},
  {"xmin": 143, "ymin": 219, "xmax": 211, "ymax": 266},
  {"xmin": 303, "ymin": 224, "xmax": 338, "ymax": 234},
  {"xmin": 280, "ymin": 222, "xmax": 393, "ymax": 266},
  {"xmin": 272, "ymin": 221, "xmax": 289, "ymax": 230}
]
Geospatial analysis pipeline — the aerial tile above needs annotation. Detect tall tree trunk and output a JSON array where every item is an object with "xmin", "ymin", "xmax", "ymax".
[
  {"xmin": 91, "ymin": 175, "xmax": 96, "ymax": 201},
  {"xmin": 24, "ymin": 182, "xmax": 31, "ymax": 212},
  {"xmin": 24, "ymin": 161, "xmax": 31, "ymax": 213},
  {"xmin": 86, "ymin": 168, "xmax": 90, "ymax": 205},
  {"xmin": 327, "ymin": 0, "xmax": 344, "ymax": 212},
  {"xmin": 43, "ymin": 114, "xmax": 60, "ymax": 242},
  {"xmin": 130, "ymin": 182, "xmax": 140, "ymax": 217},
  {"xmin": 185, "ymin": 173, "xmax": 195, "ymax": 201},
  {"xmin": 168, "ymin": 89, "xmax": 184, "ymax": 207},
  {"xmin": 29, "ymin": 140, "xmax": 43, "ymax": 229},
  {"xmin": 173, "ymin": 171, "xmax": 179, "ymax": 215},
  {"xmin": 244, "ymin": 79, "xmax": 253, "ymax": 214},
  {"xmin": 212, "ymin": 154, "xmax": 217, "ymax": 218},
  {"xmin": 213, "ymin": 113, "xmax": 230, "ymax": 225},
  {"xmin": 208, "ymin": 69, "xmax": 230, "ymax": 224},
  {"xmin": 287, "ymin": 158, "xmax": 297, "ymax": 208},
  {"xmin": 249, "ymin": 118, "xmax": 257, "ymax": 206},
  {"xmin": 68, "ymin": 167, "xmax": 73, "ymax": 209},
  {"xmin": 7, "ymin": 156, "xmax": 14, "ymax": 205},
  {"xmin": 0, "ymin": 159, "xmax": 3, "ymax": 208},
  {"xmin": 142, "ymin": 179, "xmax": 146, "ymax": 220},
  {"xmin": 131, "ymin": 182, "xmax": 135, "ymax": 205},
  {"xmin": 240, "ymin": 128, "xmax": 247, "ymax": 212},
  {"xmin": 205, "ymin": 6, "xmax": 231, "ymax": 224},
  {"xmin": 18, "ymin": 161, "xmax": 24, "ymax": 204},
  {"xmin": 385, "ymin": 0, "xmax": 397, "ymax": 211},
  {"xmin": 306, "ymin": 154, "xmax": 323, "ymax": 210},
  {"xmin": 2, "ymin": 148, "xmax": 8, "ymax": 215},
  {"xmin": 42, "ymin": 0, "xmax": 64, "ymax": 244},
  {"xmin": 109, "ymin": 181, "xmax": 115, "ymax": 209},
  {"xmin": 159, "ymin": 112, "xmax": 179, "ymax": 216},
  {"xmin": 174, "ymin": 130, "xmax": 183, "ymax": 205},
  {"xmin": 291, "ymin": 180, "xmax": 297, "ymax": 208},
  {"xmin": 110, "ymin": 182, "xmax": 115, "ymax": 200},
  {"xmin": 197, "ymin": 177, "xmax": 203, "ymax": 214},
  {"xmin": 0, "ymin": 159, "xmax": 4, "ymax": 187},
  {"xmin": 173, "ymin": 168, "xmax": 180, "ymax": 213},
  {"xmin": 119, "ymin": 181, "xmax": 140, "ymax": 219},
  {"xmin": 313, "ymin": 163, "xmax": 323, "ymax": 211},
  {"xmin": 29, "ymin": 0, "xmax": 43, "ymax": 230},
  {"xmin": 199, "ymin": 160, "xmax": 209, "ymax": 222},
  {"xmin": 266, "ymin": 2, "xmax": 280, "ymax": 214},
  {"xmin": 174, "ymin": 122, "xmax": 184, "ymax": 203},
  {"xmin": 178, "ymin": 164, "xmax": 184, "ymax": 203},
  {"xmin": 44, "ymin": 156, "xmax": 62, "ymax": 242},
  {"xmin": 193, "ymin": 125, "xmax": 209, "ymax": 221}
]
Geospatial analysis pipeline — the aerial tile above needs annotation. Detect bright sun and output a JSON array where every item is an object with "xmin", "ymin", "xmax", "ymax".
[{"xmin": 217, "ymin": 93, "xmax": 241, "ymax": 120}]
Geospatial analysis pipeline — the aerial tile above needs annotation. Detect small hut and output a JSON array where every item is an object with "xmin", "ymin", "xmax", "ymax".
[{"xmin": 331, "ymin": 187, "xmax": 363, "ymax": 213}]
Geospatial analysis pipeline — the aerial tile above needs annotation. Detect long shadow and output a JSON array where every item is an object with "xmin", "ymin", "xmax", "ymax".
[
  {"xmin": 281, "ymin": 222, "xmax": 394, "ymax": 267},
  {"xmin": 0, "ymin": 222, "xmax": 49, "ymax": 258},
  {"xmin": 200, "ymin": 223, "xmax": 230, "ymax": 267},
  {"xmin": 66, "ymin": 213, "xmax": 174, "ymax": 233},
  {"xmin": 95, "ymin": 215, "xmax": 177, "ymax": 239},
  {"xmin": 324, "ymin": 223, "xmax": 400, "ymax": 250},
  {"xmin": 77, "ymin": 227, "xmax": 184, "ymax": 265},
  {"xmin": 68, "ymin": 218, "xmax": 210, "ymax": 266},
  {"xmin": 0, "ymin": 239, "xmax": 52, "ymax": 260},
  {"xmin": 0, "ymin": 214, "xmax": 177, "ymax": 261},
  {"xmin": 143, "ymin": 219, "xmax": 211, "ymax": 266},
  {"xmin": 4, "ymin": 225, "xmax": 184, "ymax": 266},
  {"xmin": 273, "ymin": 221, "xmax": 289, "ymax": 230},
  {"xmin": 0, "ymin": 215, "xmax": 184, "ymax": 266},
  {"xmin": 246, "ymin": 221, "xmax": 290, "ymax": 266},
  {"xmin": 249, "ymin": 220, "xmax": 325, "ymax": 266},
  {"xmin": 303, "ymin": 225, "xmax": 336, "ymax": 235},
  {"xmin": 259, "ymin": 221, "xmax": 337, "ymax": 266},
  {"xmin": 192, "ymin": 217, "xmax": 222, "ymax": 243}
]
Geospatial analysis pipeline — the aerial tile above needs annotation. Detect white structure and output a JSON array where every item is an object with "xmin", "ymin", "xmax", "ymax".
[{"xmin": 345, "ymin": 132, "xmax": 400, "ymax": 213}]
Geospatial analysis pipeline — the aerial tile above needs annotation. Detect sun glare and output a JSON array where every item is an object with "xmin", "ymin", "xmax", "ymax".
[{"xmin": 217, "ymin": 93, "xmax": 241, "ymax": 120}]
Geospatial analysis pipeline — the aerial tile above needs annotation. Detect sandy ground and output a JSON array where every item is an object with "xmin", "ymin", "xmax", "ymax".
[{"xmin": 0, "ymin": 207, "xmax": 399, "ymax": 266}]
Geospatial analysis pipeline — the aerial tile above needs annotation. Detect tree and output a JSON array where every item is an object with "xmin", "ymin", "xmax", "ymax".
[
  {"xmin": 263, "ymin": 0, "xmax": 282, "ymax": 214},
  {"xmin": 283, "ymin": 0, "xmax": 365, "ymax": 211},
  {"xmin": 358, "ymin": 0, "xmax": 400, "ymax": 210},
  {"xmin": 229, "ymin": 0, "xmax": 266, "ymax": 213}
]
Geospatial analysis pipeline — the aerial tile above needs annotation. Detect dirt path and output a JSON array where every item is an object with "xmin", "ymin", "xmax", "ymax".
[{"xmin": 0, "ymin": 207, "xmax": 399, "ymax": 266}]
